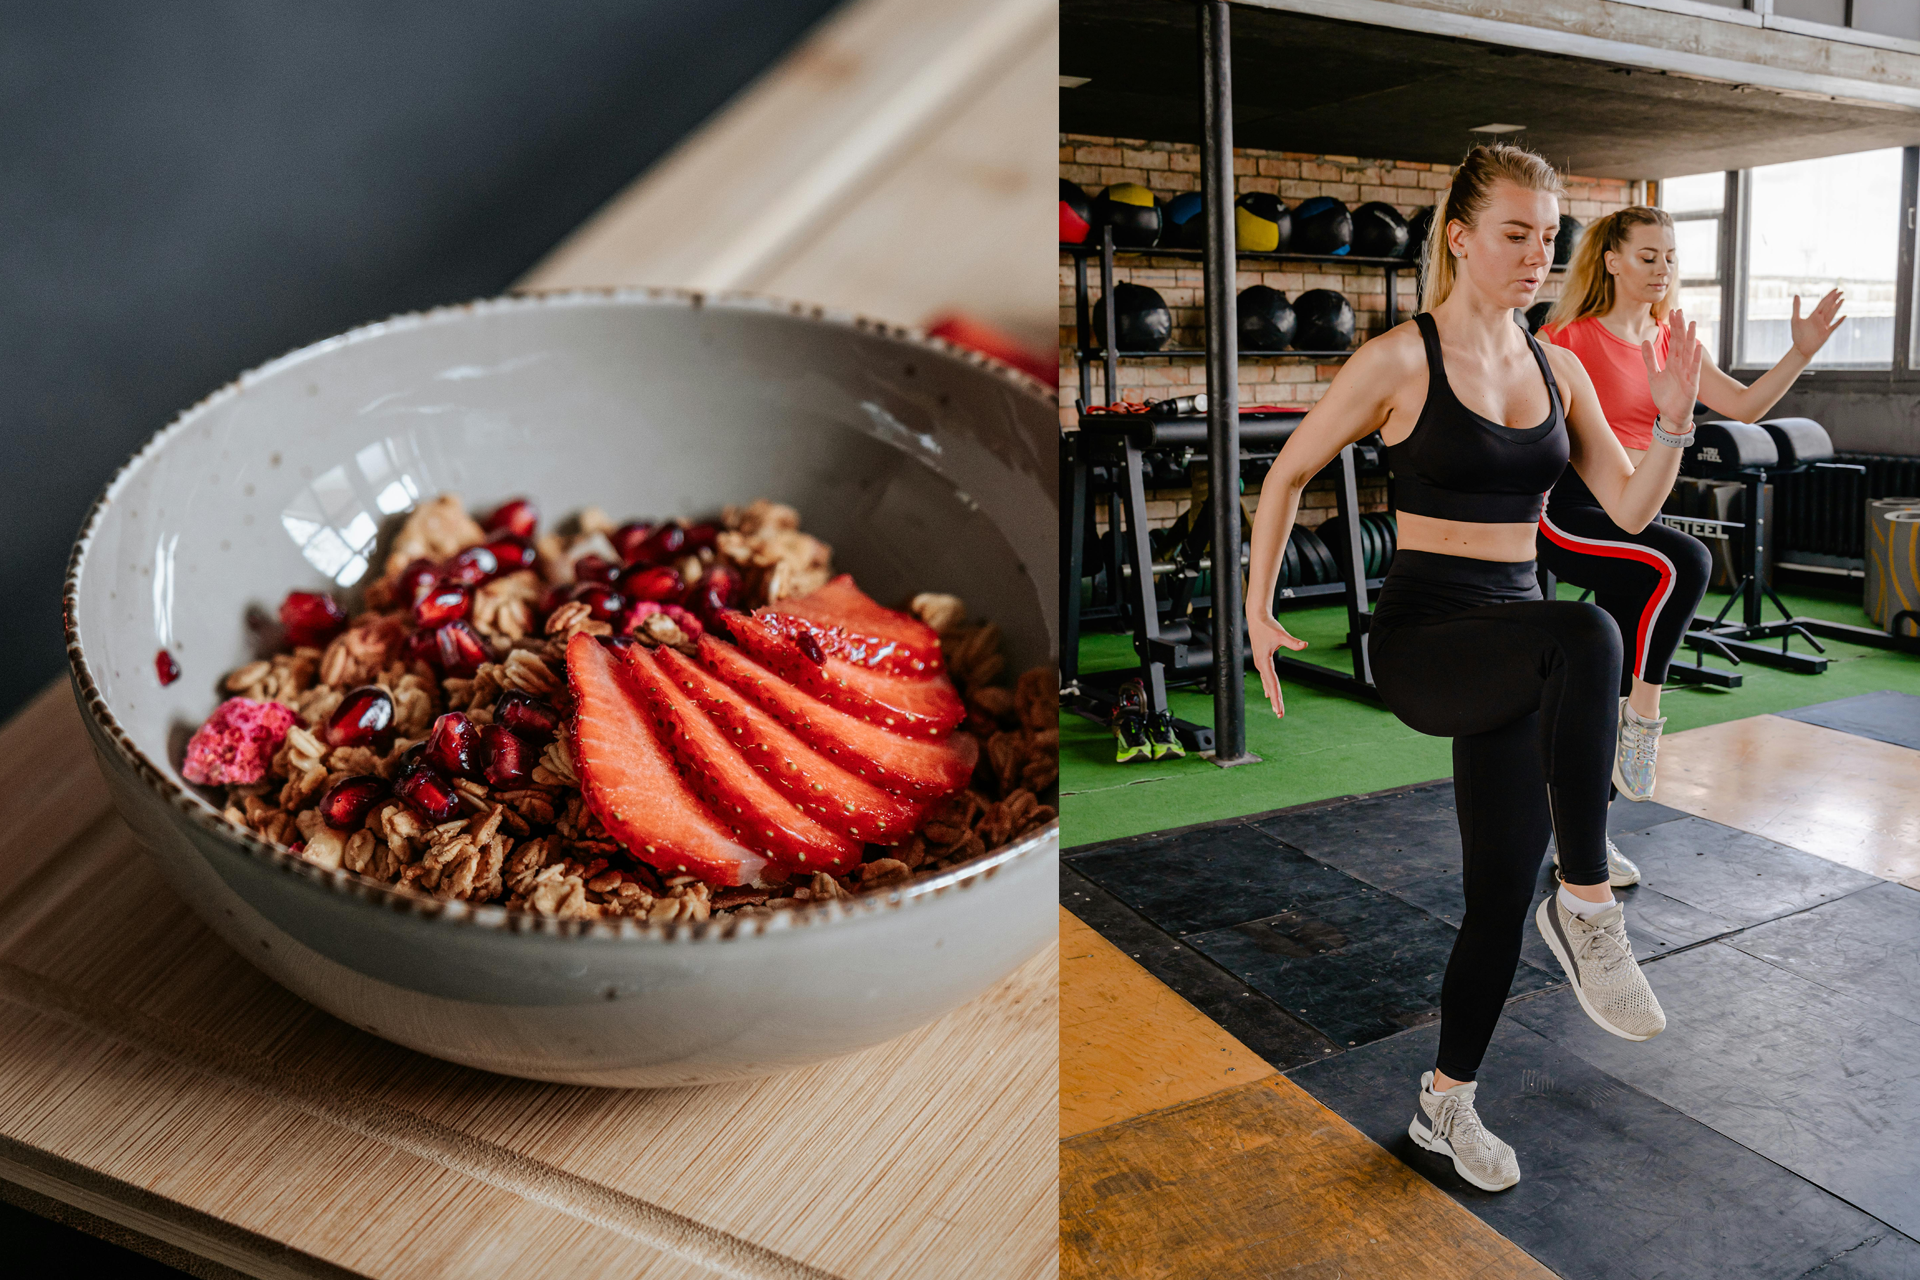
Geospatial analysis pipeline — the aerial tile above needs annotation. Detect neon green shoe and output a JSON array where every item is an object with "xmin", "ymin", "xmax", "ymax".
[
  {"xmin": 1113, "ymin": 709, "xmax": 1153, "ymax": 763},
  {"xmin": 1146, "ymin": 709, "xmax": 1186, "ymax": 759}
]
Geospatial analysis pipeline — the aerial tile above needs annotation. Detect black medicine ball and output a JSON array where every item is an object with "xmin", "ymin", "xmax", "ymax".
[
  {"xmin": 1092, "ymin": 282, "xmax": 1173, "ymax": 352},
  {"xmin": 1407, "ymin": 204, "xmax": 1438, "ymax": 263},
  {"xmin": 1060, "ymin": 179, "xmax": 1092, "ymax": 245},
  {"xmin": 1292, "ymin": 289, "xmax": 1356, "ymax": 351},
  {"xmin": 1523, "ymin": 302, "xmax": 1553, "ymax": 334},
  {"xmin": 1165, "ymin": 191, "xmax": 1205, "ymax": 249},
  {"xmin": 1351, "ymin": 201, "xmax": 1411, "ymax": 258},
  {"xmin": 1234, "ymin": 192, "xmax": 1290, "ymax": 253},
  {"xmin": 1237, "ymin": 286, "xmax": 1297, "ymax": 352},
  {"xmin": 1555, "ymin": 214, "xmax": 1584, "ymax": 268},
  {"xmin": 1293, "ymin": 196, "xmax": 1352, "ymax": 256},
  {"xmin": 1094, "ymin": 183, "xmax": 1161, "ymax": 249}
]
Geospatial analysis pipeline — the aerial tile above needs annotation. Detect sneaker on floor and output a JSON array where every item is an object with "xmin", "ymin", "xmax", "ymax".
[
  {"xmin": 1535, "ymin": 895, "xmax": 1666, "ymax": 1041},
  {"xmin": 1612, "ymin": 696, "xmax": 1666, "ymax": 802},
  {"xmin": 1146, "ymin": 709, "xmax": 1186, "ymax": 759},
  {"xmin": 1112, "ymin": 710, "xmax": 1152, "ymax": 763},
  {"xmin": 1551, "ymin": 836, "xmax": 1643, "ymax": 888},
  {"xmin": 1409, "ymin": 1071, "xmax": 1520, "ymax": 1192}
]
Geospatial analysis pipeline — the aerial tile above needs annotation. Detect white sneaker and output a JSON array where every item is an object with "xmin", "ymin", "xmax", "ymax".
[
  {"xmin": 1612, "ymin": 697, "xmax": 1666, "ymax": 802},
  {"xmin": 1552, "ymin": 835, "xmax": 1643, "ymax": 887},
  {"xmin": 1409, "ymin": 1071, "xmax": 1520, "ymax": 1192},
  {"xmin": 1535, "ymin": 895, "xmax": 1666, "ymax": 1041}
]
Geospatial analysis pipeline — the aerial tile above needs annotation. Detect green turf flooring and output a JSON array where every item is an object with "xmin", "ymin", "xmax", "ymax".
[{"xmin": 1062, "ymin": 578, "xmax": 1920, "ymax": 848}]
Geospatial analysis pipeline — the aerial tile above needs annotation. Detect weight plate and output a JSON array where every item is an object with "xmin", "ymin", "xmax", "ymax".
[
  {"xmin": 1299, "ymin": 526, "xmax": 1333, "ymax": 585},
  {"xmin": 1282, "ymin": 534, "xmax": 1300, "ymax": 590}
]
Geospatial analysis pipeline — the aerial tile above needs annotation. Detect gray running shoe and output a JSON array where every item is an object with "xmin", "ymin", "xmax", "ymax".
[
  {"xmin": 1612, "ymin": 696, "xmax": 1666, "ymax": 802},
  {"xmin": 1551, "ymin": 836, "xmax": 1643, "ymax": 888},
  {"xmin": 1535, "ymin": 895, "xmax": 1666, "ymax": 1041},
  {"xmin": 1409, "ymin": 1071, "xmax": 1520, "ymax": 1192}
]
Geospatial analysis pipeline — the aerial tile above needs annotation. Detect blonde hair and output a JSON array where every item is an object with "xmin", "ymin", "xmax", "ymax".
[
  {"xmin": 1420, "ymin": 143, "xmax": 1566, "ymax": 312},
  {"xmin": 1544, "ymin": 205, "xmax": 1677, "ymax": 331}
]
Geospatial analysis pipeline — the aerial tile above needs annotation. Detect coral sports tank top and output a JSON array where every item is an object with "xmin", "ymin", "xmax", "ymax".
[
  {"xmin": 1387, "ymin": 312, "xmax": 1570, "ymax": 524},
  {"xmin": 1539, "ymin": 314, "xmax": 1669, "ymax": 450}
]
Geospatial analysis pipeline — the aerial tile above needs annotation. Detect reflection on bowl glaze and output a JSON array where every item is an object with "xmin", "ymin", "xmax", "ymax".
[{"xmin": 66, "ymin": 289, "xmax": 1059, "ymax": 1086}]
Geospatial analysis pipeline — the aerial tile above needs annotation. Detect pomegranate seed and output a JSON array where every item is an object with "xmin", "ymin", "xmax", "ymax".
[
  {"xmin": 445, "ymin": 544, "xmax": 500, "ymax": 586},
  {"xmin": 396, "ymin": 741, "xmax": 429, "ymax": 776},
  {"xmin": 402, "ymin": 627, "xmax": 442, "ymax": 671},
  {"xmin": 395, "ymin": 558, "xmax": 440, "ymax": 604},
  {"xmin": 620, "ymin": 564, "xmax": 683, "ymax": 602},
  {"xmin": 280, "ymin": 591, "xmax": 348, "ymax": 648},
  {"xmin": 155, "ymin": 650, "xmax": 181, "ymax": 686},
  {"xmin": 700, "ymin": 564, "xmax": 742, "ymax": 606},
  {"xmin": 573, "ymin": 585, "xmax": 627, "ymax": 623},
  {"xmin": 683, "ymin": 521, "xmax": 720, "ymax": 551},
  {"xmin": 481, "ymin": 723, "xmax": 533, "ymax": 786},
  {"xmin": 494, "ymin": 691, "xmax": 561, "ymax": 741},
  {"xmin": 424, "ymin": 712, "xmax": 483, "ymax": 778},
  {"xmin": 434, "ymin": 620, "xmax": 489, "ymax": 676},
  {"xmin": 486, "ymin": 535, "xmax": 536, "ymax": 573},
  {"xmin": 287, "ymin": 840, "xmax": 306, "ymax": 856},
  {"xmin": 484, "ymin": 498, "xmax": 539, "ymax": 540},
  {"xmin": 623, "ymin": 601, "xmax": 663, "ymax": 635},
  {"xmin": 685, "ymin": 564, "xmax": 742, "ymax": 624},
  {"xmin": 661, "ymin": 604, "xmax": 704, "ymax": 641},
  {"xmin": 612, "ymin": 521, "xmax": 655, "ymax": 563},
  {"xmin": 412, "ymin": 582, "xmax": 470, "ymax": 628},
  {"xmin": 633, "ymin": 523, "xmax": 687, "ymax": 564},
  {"xmin": 320, "ymin": 774, "xmax": 388, "ymax": 829},
  {"xmin": 394, "ymin": 764, "xmax": 462, "ymax": 823},
  {"xmin": 794, "ymin": 629, "xmax": 825, "ymax": 664},
  {"xmin": 572, "ymin": 554, "xmax": 620, "ymax": 584},
  {"xmin": 327, "ymin": 685, "xmax": 396, "ymax": 749}
]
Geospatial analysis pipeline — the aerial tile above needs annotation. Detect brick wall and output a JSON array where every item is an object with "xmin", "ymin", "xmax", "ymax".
[{"xmin": 1063, "ymin": 134, "xmax": 1638, "ymax": 530}]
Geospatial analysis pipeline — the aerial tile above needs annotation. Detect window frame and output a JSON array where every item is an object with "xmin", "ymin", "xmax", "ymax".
[
  {"xmin": 1722, "ymin": 145, "xmax": 1920, "ymax": 382},
  {"xmin": 1609, "ymin": 0, "xmax": 1920, "ymax": 55}
]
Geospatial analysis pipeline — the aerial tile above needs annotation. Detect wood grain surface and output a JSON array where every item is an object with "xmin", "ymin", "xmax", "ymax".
[{"xmin": 0, "ymin": 681, "xmax": 1057, "ymax": 1280}]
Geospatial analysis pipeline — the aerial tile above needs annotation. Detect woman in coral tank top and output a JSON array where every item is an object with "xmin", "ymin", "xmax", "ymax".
[{"xmin": 1537, "ymin": 206, "xmax": 1843, "ymax": 881}]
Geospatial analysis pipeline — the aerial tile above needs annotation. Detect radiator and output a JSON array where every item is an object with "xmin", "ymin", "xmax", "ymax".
[{"xmin": 1773, "ymin": 451, "xmax": 1920, "ymax": 561}]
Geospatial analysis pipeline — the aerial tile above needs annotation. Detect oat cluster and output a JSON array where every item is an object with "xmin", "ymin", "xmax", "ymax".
[{"xmin": 206, "ymin": 497, "xmax": 1057, "ymax": 922}]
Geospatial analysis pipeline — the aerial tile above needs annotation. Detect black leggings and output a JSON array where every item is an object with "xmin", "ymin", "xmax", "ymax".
[
  {"xmin": 1367, "ymin": 551, "xmax": 1623, "ymax": 1082},
  {"xmin": 1538, "ymin": 487, "xmax": 1714, "ymax": 690}
]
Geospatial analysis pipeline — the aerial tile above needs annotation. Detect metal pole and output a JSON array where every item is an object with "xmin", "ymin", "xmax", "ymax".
[{"xmin": 1200, "ymin": 0, "xmax": 1249, "ymax": 764}]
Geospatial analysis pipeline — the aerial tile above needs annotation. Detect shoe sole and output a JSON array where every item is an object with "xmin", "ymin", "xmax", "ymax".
[
  {"xmin": 1114, "ymin": 746, "xmax": 1152, "ymax": 763},
  {"xmin": 1534, "ymin": 898, "xmax": 1661, "ymax": 1042},
  {"xmin": 1408, "ymin": 1116, "xmax": 1519, "ymax": 1192},
  {"xmin": 1149, "ymin": 745, "xmax": 1186, "ymax": 760}
]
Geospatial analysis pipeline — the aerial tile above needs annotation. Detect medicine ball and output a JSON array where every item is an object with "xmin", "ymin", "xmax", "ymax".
[
  {"xmin": 1060, "ymin": 179, "xmax": 1092, "ymax": 245},
  {"xmin": 1237, "ymin": 286, "xmax": 1297, "ymax": 352},
  {"xmin": 1092, "ymin": 282, "xmax": 1173, "ymax": 352},
  {"xmin": 1293, "ymin": 196, "xmax": 1352, "ymax": 256},
  {"xmin": 1407, "ymin": 204, "xmax": 1438, "ymax": 263},
  {"xmin": 1351, "ymin": 201, "xmax": 1411, "ymax": 259},
  {"xmin": 1234, "ymin": 192, "xmax": 1290, "ymax": 253},
  {"xmin": 1292, "ymin": 289, "xmax": 1356, "ymax": 351},
  {"xmin": 1523, "ymin": 301, "xmax": 1553, "ymax": 334},
  {"xmin": 1555, "ymin": 213, "xmax": 1583, "ymax": 268},
  {"xmin": 1095, "ymin": 183, "xmax": 1161, "ymax": 249},
  {"xmin": 1166, "ymin": 191, "xmax": 1206, "ymax": 249}
]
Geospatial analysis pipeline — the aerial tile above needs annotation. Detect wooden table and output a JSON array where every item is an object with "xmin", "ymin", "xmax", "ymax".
[{"xmin": 0, "ymin": 1, "xmax": 1057, "ymax": 1273}]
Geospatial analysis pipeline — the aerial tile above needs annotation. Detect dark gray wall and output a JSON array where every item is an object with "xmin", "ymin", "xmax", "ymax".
[
  {"xmin": 1764, "ymin": 382, "xmax": 1920, "ymax": 456},
  {"xmin": 0, "ymin": 0, "xmax": 839, "ymax": 726}
]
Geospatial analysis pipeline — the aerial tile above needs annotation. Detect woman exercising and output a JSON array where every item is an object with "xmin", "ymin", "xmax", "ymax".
[
  {"xmin": 1245, "ymin": 144, "xmax": 1703, "ymax": 1192},
  {"xmin": 1537, "ymin": 208, "xmax": 1843, "ymax": 887}
]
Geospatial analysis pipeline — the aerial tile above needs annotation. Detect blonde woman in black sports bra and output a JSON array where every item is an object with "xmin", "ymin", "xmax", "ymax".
[{"xmin": 1243, "ymin": 144, "xmax": 1703, "ymax": 1192}]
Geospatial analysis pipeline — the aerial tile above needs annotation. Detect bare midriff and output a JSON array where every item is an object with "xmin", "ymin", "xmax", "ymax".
[{"xmin": 1395, "ymin": 511, "xmax": 1544, "ymax": 563}]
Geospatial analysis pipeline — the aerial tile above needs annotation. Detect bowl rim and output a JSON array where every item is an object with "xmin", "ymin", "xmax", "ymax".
[{"xmin": 63, "ymin": 286, "xmax": 1060, "ymax": 943}]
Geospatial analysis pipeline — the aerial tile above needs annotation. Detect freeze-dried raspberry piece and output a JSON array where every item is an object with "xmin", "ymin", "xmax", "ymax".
[{"xmin": 182, "ymin": 697, "xmax": 298, "ymax": 785}]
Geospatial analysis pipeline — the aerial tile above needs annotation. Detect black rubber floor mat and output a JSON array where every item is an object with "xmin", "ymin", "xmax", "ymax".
[{"xmin": 1777, "ymin": 691, "xmax": 1920, "ymax": 752}]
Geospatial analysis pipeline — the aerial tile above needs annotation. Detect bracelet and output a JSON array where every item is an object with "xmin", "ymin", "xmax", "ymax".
[{"xmin": 1651, "ymin": 414, "xmax": 1695, "ymax": 449}]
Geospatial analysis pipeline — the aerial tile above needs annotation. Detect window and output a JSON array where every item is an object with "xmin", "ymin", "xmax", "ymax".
[
  {"xmin": 1774, "ymin": 0, "xmax": 1920, "ymax": 40},
  {"xmin": 1658, "ymin": 172, "xmax": 1725, "ymax": 359},
  {"xmin": 1738, "ymin": 147, "xmax": 1902, "ymax": 369}
]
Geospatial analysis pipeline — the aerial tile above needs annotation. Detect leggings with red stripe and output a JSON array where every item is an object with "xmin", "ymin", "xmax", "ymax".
[{"xmin": 1536, "ymin": 472, "xmax": 1713, "ymax": 691}]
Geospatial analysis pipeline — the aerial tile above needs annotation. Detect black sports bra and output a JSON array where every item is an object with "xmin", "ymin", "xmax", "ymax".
[{"xmin": 1387, "ymin": 312, "xmax": 1570, "ymax": 523}]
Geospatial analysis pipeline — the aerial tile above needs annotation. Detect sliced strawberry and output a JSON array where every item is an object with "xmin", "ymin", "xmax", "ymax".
[
  {"xmin": 652, "ymin": 644, "xmax": 927, "ymax": 844},
  {"xmin": 726, "ymin": 613, "xmax": 965, "ymax": 738},
  {"xmin": 760, "ymin": 575, "xmax": 943, "ymax": 676},
  {"xmin": 695, "ymin": 636, "xmax": 972, "ymax": 798},
  {"xmin": 566, "ymin": 633, "xmax": 768, "ymax": 887},
  {"xmin": 620, "ymin": 646, "xmax": 863, "ymax": 874}
]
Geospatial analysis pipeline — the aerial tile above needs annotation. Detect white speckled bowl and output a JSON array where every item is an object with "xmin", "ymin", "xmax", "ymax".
[{"xmin": 63, "ymin": 290, "xmax": 1058, "ymax": 1087}]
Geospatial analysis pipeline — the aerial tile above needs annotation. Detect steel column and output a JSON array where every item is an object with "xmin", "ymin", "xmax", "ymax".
[{"xmin": 1199, "ymin": 0, "xmax": 1249, "ymax": 763}]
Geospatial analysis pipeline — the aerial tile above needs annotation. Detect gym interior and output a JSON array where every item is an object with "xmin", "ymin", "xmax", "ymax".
[{"xmin": 1058, "ymin": 2, "xmax": 1920, "ymax": 1276}]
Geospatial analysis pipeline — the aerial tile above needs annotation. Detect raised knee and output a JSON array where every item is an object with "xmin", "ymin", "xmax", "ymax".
[{"xmin": 1563, "ymin": 601, "xmax": 1624, "ymax": 662}]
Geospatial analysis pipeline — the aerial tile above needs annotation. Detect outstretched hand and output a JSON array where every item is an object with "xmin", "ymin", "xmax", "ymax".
[
  {"xmin": 1643, "ymin": 307, "xmax": 1704, "ymax": 427},
  {"xmin": 1791, "ymin": 288, "xmax": 1846, "ymax": 358},
  {"xmin": 1248, "ymin": 613, "xmax": 1307, "ymax": 718}
]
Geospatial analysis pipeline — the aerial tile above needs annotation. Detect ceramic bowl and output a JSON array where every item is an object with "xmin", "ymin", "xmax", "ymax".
[{"xmin": 64, "ymin": 290, "xmax": 1058, "ymax": 1087}]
